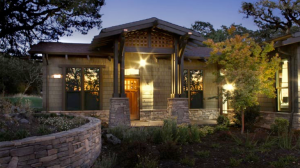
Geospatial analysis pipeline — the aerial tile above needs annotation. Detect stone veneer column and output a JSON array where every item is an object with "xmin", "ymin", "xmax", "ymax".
[
  {"xmin": 167, "ymin": 98, "xmax": 190, "ymax": 124},
  {"xmin": 109, "ymin": 98, "xmax": 130, "ymax": 127}
]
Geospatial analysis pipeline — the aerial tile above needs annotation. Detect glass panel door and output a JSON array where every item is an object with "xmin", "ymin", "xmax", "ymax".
[
  {"xmin": 84, "ymin": 68, "xmax": 100, "ymax": 110},
  {"xmin": 66, "ymin": 68, "xmax": 82, "ymax": 110}
]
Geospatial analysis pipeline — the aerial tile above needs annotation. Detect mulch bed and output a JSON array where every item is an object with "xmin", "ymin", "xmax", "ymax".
[{"xmin": 100, "ymin": 127, "xmax": 300, "ymax": 168}]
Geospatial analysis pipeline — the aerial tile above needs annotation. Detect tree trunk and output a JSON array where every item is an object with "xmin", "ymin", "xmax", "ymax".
[{"xmin": 241, "ymin": 110, "xmax": 245, "ymax": 134}]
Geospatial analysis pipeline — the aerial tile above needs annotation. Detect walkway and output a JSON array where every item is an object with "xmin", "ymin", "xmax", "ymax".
[{"xmin": 131, "ymin": 120, "xmax": 217, "ymax": 127}]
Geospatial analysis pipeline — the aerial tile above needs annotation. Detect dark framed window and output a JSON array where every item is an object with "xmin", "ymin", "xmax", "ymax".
[
  {"xmin": 183, "ymin": 69, "xmax": 203, "ymax": 108},
  {"xmin": 65, "ymin": 67, "xmax": 101, "ymax": 111},
  {"xmin": 276, "ymin": 60, "xmax": 289, "ymax": 111}
]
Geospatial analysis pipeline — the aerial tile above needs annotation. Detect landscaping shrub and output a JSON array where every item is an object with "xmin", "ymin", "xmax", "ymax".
[
  {"xmin": 107, "ymin": 125, "xmax": 128, "ymax": 140},
  {"xmin": 234, "ymin": 105, "xmax": 260, "ymax": 130},
  {"xmin": 189, "ymin": 125, "xmax": 201, "ymax": 143},
  {"xmin": 199, "ymin": 126, "xmax": 214, "ymax": 137},
  {"xmin": 161, "ymin": 119, "xmax": 178, "ymax": 143},
  {"xmin": 180, "ymin": 156, "xmax": 195, "ymax": 167},
  {"xmin": 94, "ymin": 153, "xmax": 117, "ymax": 168},
  {"xmin": 229, "ymin": 157, "xmax": 242, "ymax": 167},
  {"xmin": 37, "ymin": 125, "xmax": 51, "ymax": 135},
  {"xmin": 214, "ymin": 125, "xmax": 229, "ymax": 132},
  {"xmin": 271, "ymin": 118, "xmax": 289, "ymax": 135},
  {"xmin": 135, "ymin": 156, "xmax": 158, "ymax": 168},
  {"xmin": 270, "ymin": 155, "xmax": 297, "ymax": 167},
  {"xmin": 217, "ymin": 115, "xmax": 230, "ymax": 126},
  {"xmin": 157, "ymin": 141, "xmax": 181, "ymax": 160},
  {"xmin": 177, "ymin": 125, "xmax": 189, "ymax": 144},
  {"xmin": 122, "ymin": 141, "xmax": 150, "ymax": 167},
  {"xmin": 195, "ymin": 150, "xmax": 210, "ymax": 157},
  {"xmin": 123, "ymin": 127, "xmax": 149, "ymax": 143}
]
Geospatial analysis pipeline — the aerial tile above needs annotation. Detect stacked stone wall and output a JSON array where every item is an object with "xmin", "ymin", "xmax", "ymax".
[
  {"xmin": 189, "ymin": 109, "xmax": 220, "ymax": 120},
  {"xmin": 256, "ymin": 111, "xmax": 300, "ymax": 130},
  {"xmin": 140, "ymin": 109, "xmax": 168, "ymax": 121},
  {"xmin": 0, "ymin": 117, "xmax": 101, "ymax": 168},
  {"xmin": 109, "ymin": 98, "xmax": 130, "ymax": 127},
  {"xmin": 167, "ymin": 98, "xmax": 190, "ymax": 124}
]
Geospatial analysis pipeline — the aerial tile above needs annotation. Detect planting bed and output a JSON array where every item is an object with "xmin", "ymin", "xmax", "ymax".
[{"xmin": 98, "ymin": 125, "xmax": 300, "ymax": 168}]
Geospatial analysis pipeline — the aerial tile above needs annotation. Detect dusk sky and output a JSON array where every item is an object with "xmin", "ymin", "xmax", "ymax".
[{"xmin": 59, "ymin": 0, "xmax": 258, "ymax": 43}]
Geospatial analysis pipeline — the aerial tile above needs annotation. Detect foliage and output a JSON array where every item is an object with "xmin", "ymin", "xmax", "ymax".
[
  {"xmin": 37, "ymin": 125, "xmax": 52, "ymax": 135},
  {"xmin": 229, "ymin": 158, "xmax": 243, "ymax": 167},
  {"xmin": 204, "ymin": 28, "xmax": 281, "ymax": 133},
  {"xmin": 37, "ymin": 115, "xmax": 86, "ymax": 132},
  {"xmin": 180, "ymin": 156, "xmax": 195, "ymax": 167},
  {"xmin": 189, "ymin": 125, "xmax": 201, "ymax": 143},
  {"xmin": 0, "ymin": 55, "xmax": 42, "ymax": 95},
  {"xmin": 195, "ymin": 150, "xmax": 210, "ymax": 158},
  {"xmin": 241, "ymin": 0, "xmax": 300, "ymax": 34},
  {"xmin": 211, "ymin": 143, "xmax": 221, "ymax": 149},
  {"xmin": 134, "ymin": 156, "xmax": 159, "ymax": 168},
  {"xmin": 177, "ymin": 125, "xmax": 189, "ymax": 144},
  {"xmin": 214, "ymin": 125, "xmax": 229, "ymax": 132},
  {"xmin": 192, "ymin": 22, "xmax": 255, "ymax": 42},
  {"xmin": 0, "ymin": 129, "xmax": 30, "ymax": 141},
  {"xmin": 107, "ymin": 125, "xmax": 128, "ymax": 140},
  {"xmin": 199, "ymin": 126, "xmax": 215, "ymax": 137},
  {"xmin": 234, "ymin": 105, "xmax": 261, "ymax": 130},
  {"xmin": 157, "ymin": 141, "xmax": 181, "ymax": 160},
  {"xmin": 245, "ymin": 152, "xmax": 259, "ymax": 162},
  {"xmin": 217, "ymin": 115, "xmax": 230, "ymax": 127},
  {"xmin": 94, "ymin": 153, "xmax": 117, "ymax": 168},
  {"xmin": 0, "ymin": 0, "xmax": 105, "ymax": 55},
  {"xmin": 161, "ymin": 119, "xmax": 178, "ymax": 143},
  {"xmin": 123, "ymin": 127, "xmax": 149, "ymax": 143},
  {"xmin": 121, "ymin": 141, "xmax": 150, "ymax": 168},
  {"xmin": 270, "ymin": 155, "xmax": 298, "ymax": 168},
  {"xmin": 271, "ymin": 118, "xmax": 289, "ymax": 135}
]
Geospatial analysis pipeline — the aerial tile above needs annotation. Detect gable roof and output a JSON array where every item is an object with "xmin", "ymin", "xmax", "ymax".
[
  {"xmin": 29, "ymin": 42, "xmax": 100, "ymax": 56},
  {"xmin": 93, "ymin": 17, "xmax": 204, "ymax": 41}
]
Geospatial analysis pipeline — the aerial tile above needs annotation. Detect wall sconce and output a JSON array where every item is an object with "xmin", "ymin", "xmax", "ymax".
[
  {"xmin": 223, "ymin": 84, "xmax": 234, "ymax": 91},
  {"xmin": 53, "ymin": 74, "xmax": 62, "ymax": 79},
  {"xmin": 140, "ymin": 59, "xmax": 146, "ymax": 67}
]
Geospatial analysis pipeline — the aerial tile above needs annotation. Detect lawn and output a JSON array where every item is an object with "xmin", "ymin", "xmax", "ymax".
[
  {"xmin": 4, "ymin": 95, "xmax": 42, "ymax": 110},
  {"xmin": 95, "ymin": 120, "xmax": 300, "ymax": 168}
]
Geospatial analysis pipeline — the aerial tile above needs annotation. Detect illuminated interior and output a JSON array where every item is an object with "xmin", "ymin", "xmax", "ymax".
[{"xmin": 277, "ymin": 60, "xmax": 289, "ymax": 111}]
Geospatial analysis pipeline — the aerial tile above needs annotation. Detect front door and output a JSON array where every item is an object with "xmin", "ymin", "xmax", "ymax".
[{"xmin": 125, "ymin": 78, "xmax": 140, "ymax": 120}]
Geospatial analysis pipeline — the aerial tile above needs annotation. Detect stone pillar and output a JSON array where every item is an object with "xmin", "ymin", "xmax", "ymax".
[
  {"xmin": 167, "ymin": 98, "xmax": 190, "ymax": 124},
  {"xmin": 109, "ymin": 98, "xmax": 130, "ymax": 127}
]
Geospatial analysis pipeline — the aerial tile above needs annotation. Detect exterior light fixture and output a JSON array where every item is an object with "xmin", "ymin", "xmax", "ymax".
[
  {"xmin": 123, "ymin": 29, "xmax": 128, "ymax": 32},
  {"xmin": 188, "ymin": 32, "xmax": 193, "ymax": 35},
  {"xmin": 224, "ymin": 84, "xmax": 234, "ymax": 91},
  {"xmin": 140, "ymin": 59, "xmax": 146, "ymax": 67},
  {"xmin": 53, "ymin": 74, "xmax": 62, "ymax": 79}
]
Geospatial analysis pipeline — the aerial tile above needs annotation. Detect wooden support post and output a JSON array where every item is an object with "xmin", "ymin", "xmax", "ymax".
[
  {"xmin": 174, "ymin": 38, "xmax": 179, "ymax": 98},
  {"xmin": 178, "ymin": 33, "xmax": 190, "ymax": 97},
  {"xmin": 119, "ymin": 33, "xmax": 126, "ymax": 97},
  {"xmin": 113, "ymin": 39, "xmax": 119, "ymax": 97}
]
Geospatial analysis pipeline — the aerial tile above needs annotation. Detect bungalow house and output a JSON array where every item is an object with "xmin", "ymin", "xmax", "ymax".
[
  {"xmin": 29, "ymin": 17, "xmax": 219, "ymax": 127},
  {"xmin": 29, "ymin": 17, "xmax": 300, "ymax": 129}
]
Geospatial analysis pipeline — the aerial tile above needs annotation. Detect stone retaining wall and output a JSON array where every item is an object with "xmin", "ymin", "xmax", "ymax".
[
  {"xmin": 140, "ymin": 109, "xmax": 168, "ymax": 121},
  {"xmin": 189, "ymin": 109, "xmax": 220, "ymax": 120},
  {"xmin": 256, "ymin": 111, "xmax": 300, "ymax": 130},
  {"xmin": 0, "ymin": 117, "xmax": 101, "ymax": 168}
]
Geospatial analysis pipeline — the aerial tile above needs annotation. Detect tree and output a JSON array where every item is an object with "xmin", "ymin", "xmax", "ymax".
[
  {"xmin": 241, "ymin": 0, "xmax": 300, "ymax": 34},
  {"xmin": 204, "ymin": 27, "xmax": 281, "ymax": 133},
  {"xmin": 192, "ymin": 21, "xmax": 255, "ymax": 42},
  {"xmin": 0, "ymin": 0, "xmax": 105, "ymax": 55},
  {"xmin": 0, "ymin": 55, "xmax": 42, "ymax": 95}
]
